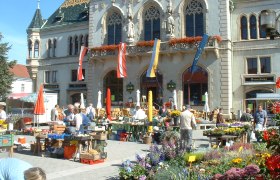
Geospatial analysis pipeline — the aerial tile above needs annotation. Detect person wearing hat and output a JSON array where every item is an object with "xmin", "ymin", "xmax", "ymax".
[
  {"xmin": 179, "ymin": 105, "xmax": 196, "ymax": 152},
  {"xmin": 0, "ymin": 103, "xmax": 7, "ymax": 120}
]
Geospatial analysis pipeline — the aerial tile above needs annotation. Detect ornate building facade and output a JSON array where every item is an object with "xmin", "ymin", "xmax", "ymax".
[{"xmin": 26, "ymin": 0, "xmax": 280, "ymax": 117}]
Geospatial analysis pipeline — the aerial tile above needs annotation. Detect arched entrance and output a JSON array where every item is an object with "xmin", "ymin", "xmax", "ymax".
[
  {"xmin": 103, "ymin": 70, "xmax": 123, "ymax": 106},
  {"xmin": 71, "ymin": 93, "xmax": 87, "ymax": 105},
  {"xmin": 245, "ymin": 89, "xmax": 273, "ymax": 113},
  {"xmin": 140, "ymin": 70, "xmax": 163, "ymax": 106},
  {"xmin": 182, "ymin": 66, "xmax": 208, "ymax": 106}
]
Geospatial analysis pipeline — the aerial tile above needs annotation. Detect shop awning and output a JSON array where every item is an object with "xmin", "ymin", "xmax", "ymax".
[
  {"xmin": 8, "ymin": 93, "xmax": 31, "ymax": 99},
  {"xmin": 245, "ymin": 93, "xmax": 280, "ymax": 100}
]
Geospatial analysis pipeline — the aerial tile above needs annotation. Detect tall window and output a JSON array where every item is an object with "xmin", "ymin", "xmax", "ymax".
[
  {"xmin": 28, "ymin": 40, "xmax": 32, "ymax": 58},
  {"xmin": 69, "ymin": 37, "xmax": 73, "ymax": 55},
  {"xmin": 241, "ymin": 16, "xmax": 248, "ymax": 40},
  {"xmin": 250, "ymin": 15, "xmax": 257, "ymax": 39},
  {"xmin": 85, "ymin": 34, "xmax": 89, "ymax": 47},
  {"xmin": 185, "ymin": 0, "xmax": 204, "ymax": 37},
  {"xmin": 71, "ymin": 69, "xmax": 85, "ymax": 81},
  {"xmin": 45, "ymin": 71, "xmax": 51, "ymax": 83},
  {"xmin": 260, "ymin": 57, "xmax": 271, "ymax": 73},
  {"xmin": 34, "ymin": 40, "xmax": 39, "ymax": 58},
  {"xmin": 259, "ymin": 15, "xmax": 267, "ymax": 38},
  {"xmin": 21, "ymin": 84, "xmax": 25, "ymax": 92},
  {"xmin": 52, "ymin": 71, "xmax": 57, "ymax": 83},
  {"xmin": 53, "ymin": 39, "xmax": 56, "ymax": 57},
  {"xmin": 103, "ymin": 70, "xmax": 123, "ymax": 104},
  {"xmin": 47, "ymin": 39, "xmax": 52, "ymax": 58},
  {"xmin": 107, "ymin": 12, "xmax": 122, "ymax": 45},
  {"xmin": 74, "ymin": 36, "xmax": 79, "ymax": 55},
  {"xmin": 144, "ymin": 5, "xmax": 161, "ymax": 41},
  {"xmin": 247, "ymin": 58, "xmax": 258, "ymax": 74},
  {"xmin": 80, "ymin": 35, "xmax": 84, "ymax": 47}
]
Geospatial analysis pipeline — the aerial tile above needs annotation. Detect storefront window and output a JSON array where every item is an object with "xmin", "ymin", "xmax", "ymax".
[
  {"xmin": 182, "ymin": 66, "xmax": 208, "ymax": 106},
  {"xmin": 260, "ymin": 57, "xmax": 271, "ymax": 73},
  {"xmin": 103, "ymin": 70, "xmax": 123, "ymax": 105},
  {"xmin": 247, "ymin": 58, "xmax": 257, "ymax": 74}
]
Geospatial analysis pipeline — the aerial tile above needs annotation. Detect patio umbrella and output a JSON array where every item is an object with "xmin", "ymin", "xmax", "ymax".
[
  {"xmin": 136, "ymin": 89, "xmax": 140, "ymax": 107},
  {"xmin": 203, "ymin": 92, "xmax": 210, "ymax": 120},
  {"xmin": 173, "ymin": 89, "xmax": 177, "ymax": 109},
  {"xmin": 97, "ymin": 90, "xmax": 102, "ymax": 109},
  {"xmin": 106, "ymin": 88, "xmax": 112, "ymax": 121},
  {"xmin": 34, "ymin": 85, "xmax": 45, "ymax": 127},
  {"xmin": 148, "ymin": 90, "xmax": 153, "ymax": 133},
  {"xmin": 80, "ymin": 93, "xmax": 85, "ymax": 109}
]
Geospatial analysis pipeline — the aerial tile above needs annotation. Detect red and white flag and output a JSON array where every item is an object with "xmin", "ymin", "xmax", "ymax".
[
  {"xmin": 117, "ymin": 43, "xmax": 127, "ymax": 78},
  {"xmin": 77, "ymin": 46, "xmax": 88, "ymax": 81}
]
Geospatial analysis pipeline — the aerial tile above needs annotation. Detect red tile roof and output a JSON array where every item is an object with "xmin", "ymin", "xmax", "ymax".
[{"xmin": 10, "ymin": 64, "xmax": 30, "ymax": 78}]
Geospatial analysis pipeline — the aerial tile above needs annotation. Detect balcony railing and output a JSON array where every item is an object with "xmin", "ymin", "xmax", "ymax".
[{"xmin": 90, "ymin": 38, "xmax": 220, "ymax": 58}]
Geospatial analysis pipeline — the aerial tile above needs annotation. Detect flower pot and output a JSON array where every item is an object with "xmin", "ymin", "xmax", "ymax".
[
  {"xmin": 143, "ymin": 136, "xmax": 152, "ymax": 144},
  {"xmin": 173, "ymin": 117, "xmax": 179, "ymax": 126}
]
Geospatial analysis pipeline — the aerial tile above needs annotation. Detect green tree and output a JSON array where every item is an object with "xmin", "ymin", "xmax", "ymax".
[{"xmin": 0, "ymin": 33, "xmax": 16, "ymax": 101}]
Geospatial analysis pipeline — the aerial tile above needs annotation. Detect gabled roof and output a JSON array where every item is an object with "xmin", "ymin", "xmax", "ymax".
[
  {"xmin": 43, "ymin": 0, "xmax": 89, "ymax": 29},
  {"xmin": 10, "ymin": 64, "xmax": 30, "ymax": 79},
  {"xmin": 28, "ymin": 8, "xmax": 45, "ymax": 29}
]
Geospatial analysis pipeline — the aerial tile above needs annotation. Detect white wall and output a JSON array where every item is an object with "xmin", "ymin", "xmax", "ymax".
[{"xmin": 11, "ymin": 78, "xmax": 33, "ymax": 93}]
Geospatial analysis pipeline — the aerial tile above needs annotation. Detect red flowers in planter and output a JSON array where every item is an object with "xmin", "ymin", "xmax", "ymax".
[
  {"xmin": 136, "ymin": 40, "xmax": 154, "ymax": 47},
  {"xmin": 276, "ymin": 77, "xmax": 280, "ymax": 89},
  {"xmin": 91, "ymin": 44, "xmax": 119, "ymax": 52}
]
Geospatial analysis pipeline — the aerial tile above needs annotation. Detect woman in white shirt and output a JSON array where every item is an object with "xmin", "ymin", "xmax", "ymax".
[{"xmin": 0, "ymin": 105, "xmax": 7, "ymax": 120}]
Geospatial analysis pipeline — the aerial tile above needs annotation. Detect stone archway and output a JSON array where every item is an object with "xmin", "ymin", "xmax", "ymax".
[
  {"xmin": 182, "ymin": 66, "xmax": 208, "ymax": 106},
  {"xmin": 103, "ymin": 70, "xmax": 123, "ymax": 106},
  {"xmin": 140, "ymin": 70, "xmax": 163, "ymax": 107}
]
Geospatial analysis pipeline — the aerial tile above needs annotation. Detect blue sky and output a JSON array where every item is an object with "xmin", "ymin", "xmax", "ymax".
[{"xmin": 0, "ymin": 0, "xmax": 65, "ymax": 65}]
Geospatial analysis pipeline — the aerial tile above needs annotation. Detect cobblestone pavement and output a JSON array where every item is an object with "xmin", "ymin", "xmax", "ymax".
[{"xmin": 0, "ymin": 130, "xmax": 208, "ymax": 180}]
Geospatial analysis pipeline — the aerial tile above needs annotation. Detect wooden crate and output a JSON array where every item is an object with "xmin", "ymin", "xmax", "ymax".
[{"xmin": 80, "ymin": 152, "xmax": 100, "ymax": 161}]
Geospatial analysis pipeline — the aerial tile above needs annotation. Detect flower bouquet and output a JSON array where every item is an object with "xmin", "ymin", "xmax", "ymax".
[{"xmin": 170, "ymin": 110, "xmax": 181, "ymax": 118}]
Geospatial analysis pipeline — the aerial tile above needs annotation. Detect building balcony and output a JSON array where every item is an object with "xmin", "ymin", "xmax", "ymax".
[{"xmin": 90, "ymin": 37, "xmax": 221, "ymax": 60}]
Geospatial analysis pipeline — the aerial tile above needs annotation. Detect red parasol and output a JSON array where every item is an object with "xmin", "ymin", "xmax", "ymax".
[
  {"xmin": 106, "ymin": 88, "xmax": 112, "ymax": 120},
  {"xmin": 276, "ymin": 77, "xmax": 280, "ymax": 89},
  {"xmin": 34, "ymin": 85, "xmax": 45, "ymax": 115}
]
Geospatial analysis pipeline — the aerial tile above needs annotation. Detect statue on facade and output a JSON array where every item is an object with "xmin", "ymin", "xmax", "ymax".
[
  {"xmin": 165, "ymin": 0, "xmax": 175, "ymax": 38},
  {"xmin": 126, "ymin": 3, "xmax": 135, "ymax": 44}
]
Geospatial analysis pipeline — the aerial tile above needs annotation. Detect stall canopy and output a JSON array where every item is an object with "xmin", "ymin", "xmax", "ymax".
[{"xmin": 245, "ymin": 93, "xmax": 280, "ymax": 100}]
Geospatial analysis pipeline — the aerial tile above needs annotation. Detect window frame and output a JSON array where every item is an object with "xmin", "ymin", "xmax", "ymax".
[
  {"xmin": 53, "ymin": 39, "xmax": 57, "ymax": 57},
  {"xmin": 143, "ymin": 5, "xmax": 161, "ymax": 41},
  {"xmin": 240, "ymin": 15, "xmax": 248, "ymax": 40},
  {"xmin": 45, "ymin": 71, "xmax": 51, "ymax": 84},
  {"xmin": 71, "ymin": 69, "xmax": 85, "ymax": 82},
  {"xmin": 107, "ymin": 12, "xmax": 122, "ymax": 45},
  {"xmin": 28, "ymin": 40, "xmax": 32, "ymax": 58},
  {"xmin": 260, "ymin": 56, "xmax": 271, "ymax": 74},
  {"xmin": 34, "ymin": 40, "xmax": 40, "ymax": 58},
  {"xmin": 249, "ymin": 15, "xmax": 257, "ymax": 39},
  {"xmin": 185, "ymin": 0, "xmax": 205, "ymax": 37},
  {"xmin": 246, "ymin": 56, "xmax": 271, "ymax": 74}
]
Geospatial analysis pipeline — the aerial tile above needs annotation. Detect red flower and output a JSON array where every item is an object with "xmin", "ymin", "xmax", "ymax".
[
  {"xmin": 266, "ymin": 155, "xmax": 280, "ymax": 171},
  {"xmin": 263, "ymin": 130, "xmax": 269, "ymax": 141}
]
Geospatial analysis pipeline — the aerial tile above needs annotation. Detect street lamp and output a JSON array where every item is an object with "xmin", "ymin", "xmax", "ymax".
[
  {"xmin": 260, "ymin": 9, "xmax": 280, "ymax": 40},
  {"xmin": 126, "ymin": 82, "xmax": 134, "ymax": 94},
  {"xmin": 167, "ymin": 80, "xmax": 176, "ymax": 92}
]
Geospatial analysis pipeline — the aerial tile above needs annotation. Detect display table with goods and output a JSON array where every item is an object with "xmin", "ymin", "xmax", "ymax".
[
  {"xmin": 202, "ymin": 122, "xmax": 251, "ymax": 147},
  {"xmin": 44, "ymin": 131, "xmax": 108, "ymax": 164},
  {"xmin": 109, "ymin": 121, "xmax": 148, "ymax": 142}
]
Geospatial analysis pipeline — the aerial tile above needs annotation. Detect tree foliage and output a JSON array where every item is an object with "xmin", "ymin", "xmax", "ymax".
[{"xmin": 0, "ymin": 33, "xmax": 16, "ymax": 101}]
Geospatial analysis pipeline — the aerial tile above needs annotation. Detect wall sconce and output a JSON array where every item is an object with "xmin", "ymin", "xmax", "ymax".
[
  {"xmin": 167, "ymin": 80, "xmax": 176, "ymax": 92},
  {"xmin": 126, "ymin": 82, "xmax": 134, "ymax": 94}
]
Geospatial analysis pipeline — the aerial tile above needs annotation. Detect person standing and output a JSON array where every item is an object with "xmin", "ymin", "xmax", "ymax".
[
  {"xmin": 0, "ymin": 103, "xmax": 7, "ymax": 120},
  {"xmin": 180, "ymin": 105, "xmax": 196, "ymax": 152},
  {"xmin": 63, "ymin": 104, "xmax": 75, "ymax": 127},
  {"xmin": 86, "ymin": 103, "xmax": 96, "ymax": 121},
  {"xmin": 51, "ymin": 105, "xmax": 59, "ymax": 121},
  {"xmin": 240, "ymin": 108, "xmax": 254, "ymax": 122},
  {"xmin": 216, "ymin": 108, "xmax": 225, "ymax": 125},
  {"xmin": 254, "ymin": 105, "xmax": 268, "ymax": 142}
]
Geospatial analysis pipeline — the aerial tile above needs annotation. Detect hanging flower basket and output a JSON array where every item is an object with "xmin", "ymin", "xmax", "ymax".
[
  {"xmin": 91, "ymin": 44, "xmax": 119, "ymax": 52},
  {"xmin": 168, "ymin": 35, "xmax": 222, "ymax": 46}
]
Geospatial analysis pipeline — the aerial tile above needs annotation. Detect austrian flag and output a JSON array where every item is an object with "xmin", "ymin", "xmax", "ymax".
[
  {"xmin": 77, "ymin": 46, "xmax": 88, "ymax": 81},
  {"xmin": 117, "ymin": 43, "xmax": 127, "ymax": 78}
]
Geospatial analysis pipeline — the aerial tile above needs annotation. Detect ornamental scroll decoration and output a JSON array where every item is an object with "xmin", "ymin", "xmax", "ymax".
[{"xmin": 61, "ymin": 0, "xmax": 90, "ymax": 8}]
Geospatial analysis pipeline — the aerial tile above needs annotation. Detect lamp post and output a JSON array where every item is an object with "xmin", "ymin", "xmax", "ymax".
[
  {"xmin": 126, "ymin": 82, "xmax": 134, "ymax": 94},
  {"xmin": 260, "ymin": 9, "xmax": 280, "ymax": 40},
  {"xmin": 167, "ymin": 80, "xmax": 176, "ymax": 92}
]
